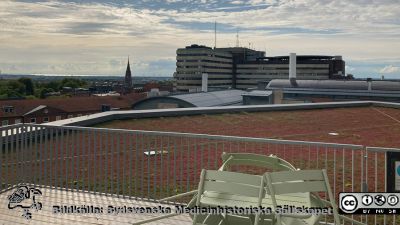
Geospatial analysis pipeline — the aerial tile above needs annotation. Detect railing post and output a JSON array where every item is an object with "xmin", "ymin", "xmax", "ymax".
[{"xmin": 362, "ymin": 147, "xmax": 368, "ymax": 192}]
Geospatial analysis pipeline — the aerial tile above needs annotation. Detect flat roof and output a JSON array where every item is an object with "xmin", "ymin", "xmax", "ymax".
[{"xmin": 95, "ymin": 106, "xmax": 400, "ymax": 148}]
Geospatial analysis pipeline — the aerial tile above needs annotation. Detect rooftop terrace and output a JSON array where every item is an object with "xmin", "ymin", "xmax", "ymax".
[{"xmin": 2, "ymin": 101, "xmax": 400, "ymax": 224}]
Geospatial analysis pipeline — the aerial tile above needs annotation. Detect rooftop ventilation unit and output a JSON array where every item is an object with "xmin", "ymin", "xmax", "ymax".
[
  {"xmin": 289, "ymin": 53, "xmax": 298, "ymax": 87},
  {"xmin": 202, "ymin": 73, "xmax": 208, "ymax": 92}
]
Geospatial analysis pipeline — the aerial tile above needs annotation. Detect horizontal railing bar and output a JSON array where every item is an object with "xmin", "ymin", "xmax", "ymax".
[
  {"xmin": 28, "ymin": 124, "xmax": 364, "ymax": 149},
  {"xmin": 366, "ymin": 147, "xmax": 400, "ymax": 152},
  {"xmin": 0, "ymin": 124, "xmax": 24, "ymax": 131}
]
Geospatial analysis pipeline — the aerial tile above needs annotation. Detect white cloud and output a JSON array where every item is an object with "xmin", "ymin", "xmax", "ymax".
[
  {"xmin": 345, "ymin": 65, "xmax": 355, "ymax": 72},
  {"xmin": 230, "ymin": 1, "xmax": 244, "ymax": 4},
  {"xmin": 379, "ymin": 65, "xmax": 400, "ymax": 74},
  {"xmin": 0, "ymin": 0, "xmax": 399, "ymax": 77}
]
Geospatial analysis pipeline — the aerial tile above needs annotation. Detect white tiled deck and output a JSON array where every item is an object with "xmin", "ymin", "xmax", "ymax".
[{"xmin": 0, "ymin": 186, "xmax": 191, "ymax": 225}]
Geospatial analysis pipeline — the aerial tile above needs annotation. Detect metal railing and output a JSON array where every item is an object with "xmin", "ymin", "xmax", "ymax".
[
  {"xmin": 364, "ymin": 147, "xmax": 400, "ymax": 225},
  {"xmin": 1, "ymin": 123, "xmax": 398, "ymax": 224}
]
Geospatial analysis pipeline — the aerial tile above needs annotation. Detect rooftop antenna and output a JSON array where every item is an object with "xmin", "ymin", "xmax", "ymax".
[
  {"xmin": 236, "ymin": 29, "xmax": 239, "ymax": 47},
  {"xmin": 214, "ymin": 21, "xmax": 217, "ymax": 49}
]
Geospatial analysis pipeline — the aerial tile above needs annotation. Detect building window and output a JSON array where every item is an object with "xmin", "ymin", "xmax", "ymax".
[
  {"xmin": 14, "ymin": 119, "xmax": 22, "ymax": 124},
  {"xmin": 43, "ymin": 117, "xmax": 49, "ymax": 123},
  {"xmin": 56, "ymin": 116, "xmax": 62, "ymax": 121},
  {"xmin": 30, "ymin": 118, "xmax": 36, "ymax": 123},
  {"xmin": 2, "ymin": 120, "xmax": 8, "ymax": 126},
  {"xmin": 3, "ymin": 106, "xmax": 14, "ymax": 113},
  {"xmin": 68, "ymin": 115, "xmax": 73, "ymax": 118}
]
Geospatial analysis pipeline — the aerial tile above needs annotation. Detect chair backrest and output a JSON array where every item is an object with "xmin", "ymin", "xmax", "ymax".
[
  {"xmin": 194, "ymin": 169, "xmax": 266, "ymax": 225},
  {"xmin": 197, "ymin": 169, "xmax": 265, "ymax": 200},
  {"xmin": 265, "ymin": 169, "xmax": 327, "ymax": 195},
  {"xmin": 220, "ymin": 152, "xmax": 297, "ymax": 172},
  {"xmin": 264, "ymin": 169, "xmax": 340, "ymax": 224}
]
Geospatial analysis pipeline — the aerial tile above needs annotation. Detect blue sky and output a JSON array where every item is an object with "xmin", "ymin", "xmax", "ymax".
[{"xmin": 0, "ymin": 0, "xmax": 399, "ymax": 78}]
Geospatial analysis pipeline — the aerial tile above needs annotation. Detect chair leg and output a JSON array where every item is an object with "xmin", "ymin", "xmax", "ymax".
[
  {"xmin": 248, "ymin": 214, "xmax": 259, "ymax": 225},
  {"xmin": 254, "ymin": 213, "xmax": 260, "ymax": 225},
  {"xmin": 203, "ymin": 213, "xmax": 225, "ymax": 225},
  {"xmin": 193, "ymin": 213, "xmax": 198, "ymax": 225},
  {"xmin": 276, "ymin": 215, "xmax": 282, "ymax": 225}
]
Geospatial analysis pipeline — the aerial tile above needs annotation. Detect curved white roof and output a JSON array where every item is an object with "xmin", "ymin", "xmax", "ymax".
[{"xmin": 171, "ymin": 89, "xmax": 245, "ymax": 107}]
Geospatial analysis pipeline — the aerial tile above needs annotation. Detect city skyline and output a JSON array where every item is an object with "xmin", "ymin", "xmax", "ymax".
[{"xmin": 0, "ymin": 0, "xmax": 399, "ymax": 78}]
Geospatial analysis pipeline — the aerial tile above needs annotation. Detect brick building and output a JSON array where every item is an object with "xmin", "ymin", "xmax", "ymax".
[{"xmin": 0, "ymin": 93, "xmax": 146, "ymax": 126}]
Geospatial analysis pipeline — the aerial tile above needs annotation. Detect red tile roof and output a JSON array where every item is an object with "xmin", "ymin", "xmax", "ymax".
[{"xmin": 0, "ymin": 93, "xmax": 146, "ymax": 118}]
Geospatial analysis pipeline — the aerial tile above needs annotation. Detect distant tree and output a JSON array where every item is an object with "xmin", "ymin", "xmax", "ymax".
[
  {"xmin": 39, "ymin": 88, "xmax": 54, "ymax": 99},
  {"xmin": 18, "ymin": 77, "xmax": 35, "ymax": 95},
  {"xmin": 25, "ymin": 95, "xmax": 37, "ymax": 99},
  {"xmin": 6, "ymin": 80, "xmax": 26, "ymax": 97},
  {"xmin": 45, "ymin": 81, "xmax": 61, "ymax": 91},
  {"xmin": 60, "ymin": 78, "xmax": 87, "ymax": 89}
]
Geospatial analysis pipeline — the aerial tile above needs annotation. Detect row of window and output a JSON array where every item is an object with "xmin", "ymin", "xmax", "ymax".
[
  {"xmin": 236, "ymin": 73, "xmax": 328, "ymax": 76},
  {"xmin": 177, "ymin": 59, "xmax": 200, "ymax": 62},
  {"xmin": 177, "ymin": 59, "xmax": 232, "ymax": 65},
  {"xmin": 177, "ymin": 78, "xmax": 232, "ymax": 81},
  {"xmin": 181, "ymin": 83, "xmax": 232, "ymax": 87},
  {"xmin": 176, "ymin": 71, "xmax": 233, "ymax": 75},
  {"xmin": 177, "ymin": 53, "xmax": 232, "ymax": 60},
  {"xmin": 1, "ymin": 114, "xmax": 85, "ymax": 127},
  {"xmin": 237, "ymin": 67, "xmax": 328, "ymax": 70},
  {"xmin": 177, "ymin": 65, "xmax": 232, "ymax": 70},
  {"xmin": 202, "ymin": 60, "xmax": 232, "ymax": 65}
]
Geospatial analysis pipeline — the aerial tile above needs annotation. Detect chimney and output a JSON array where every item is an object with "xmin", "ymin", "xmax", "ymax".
[
  {"xmin": 101, "ymin": 104, "xmax": 111, "ymax": 112},
  {"xmin": 202, "ymin": 73, "xmax": 208, "ymax": 92},
  {"xmin": 289, "ymin": 53, "xmax": 298, "ymax": 87},
  {"xmin": 367, "ymin": 78, "xmax": 372, "ymax": 91}
]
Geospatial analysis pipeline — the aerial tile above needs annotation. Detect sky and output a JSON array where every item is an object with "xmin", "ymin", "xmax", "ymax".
[{"xmin": 0, "ymin": 0, "xmax": 399, "ymax": 78}]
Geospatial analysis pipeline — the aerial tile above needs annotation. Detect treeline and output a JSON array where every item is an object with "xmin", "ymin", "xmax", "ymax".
[{"xmin": 0, "ymin": 77, "xmax": 87, "ymax": 99}]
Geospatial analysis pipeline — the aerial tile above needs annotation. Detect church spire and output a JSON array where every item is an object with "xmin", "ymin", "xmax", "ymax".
[{"xmin": 124, "ymin": 56, "xmax": 132, "ymax": 92}]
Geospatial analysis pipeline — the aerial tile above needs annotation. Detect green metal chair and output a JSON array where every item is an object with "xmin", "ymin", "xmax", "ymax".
[
  {"xmin": 219, "ymin": 152, "xmax": 305, "ymax": 225},
  {"xmin": 264, "ymin": 169, "xmax": 366, "ymax": 225},
  {"xmin": 132, "ymin": 169, "xmax": 270, "ymax": 225},
  {"xmin": 264, "ymin": 169, "xmax": 338, "ymax": 225},
  {"xmin": 193, "ymin": 169, "xmax": 269, "ymax": 225},
  {"xmin": 219, "ymin": 152, "xmax": 298, "ymax": 172}
]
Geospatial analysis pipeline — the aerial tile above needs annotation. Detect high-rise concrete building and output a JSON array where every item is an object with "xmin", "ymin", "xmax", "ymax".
[
  {"xmin": 174, "ymin": 45, "xmax": 234, "ymax": 92},
  {"xmin": 174, "ymin": 45, "xmax": 346, "ymax": 91},
  {"xmin": 236, "ymin": 55, "xmax": 345, "ymax": 89}
]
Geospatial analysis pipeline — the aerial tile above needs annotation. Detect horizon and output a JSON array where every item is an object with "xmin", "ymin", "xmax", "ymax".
[
  {"xmin": 0, "ymin": 73, "xmax": 173, "ymax": 77},
  {"xmin": 0, "ymin": 0, "xmax": 399, "ymax": 79}
]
